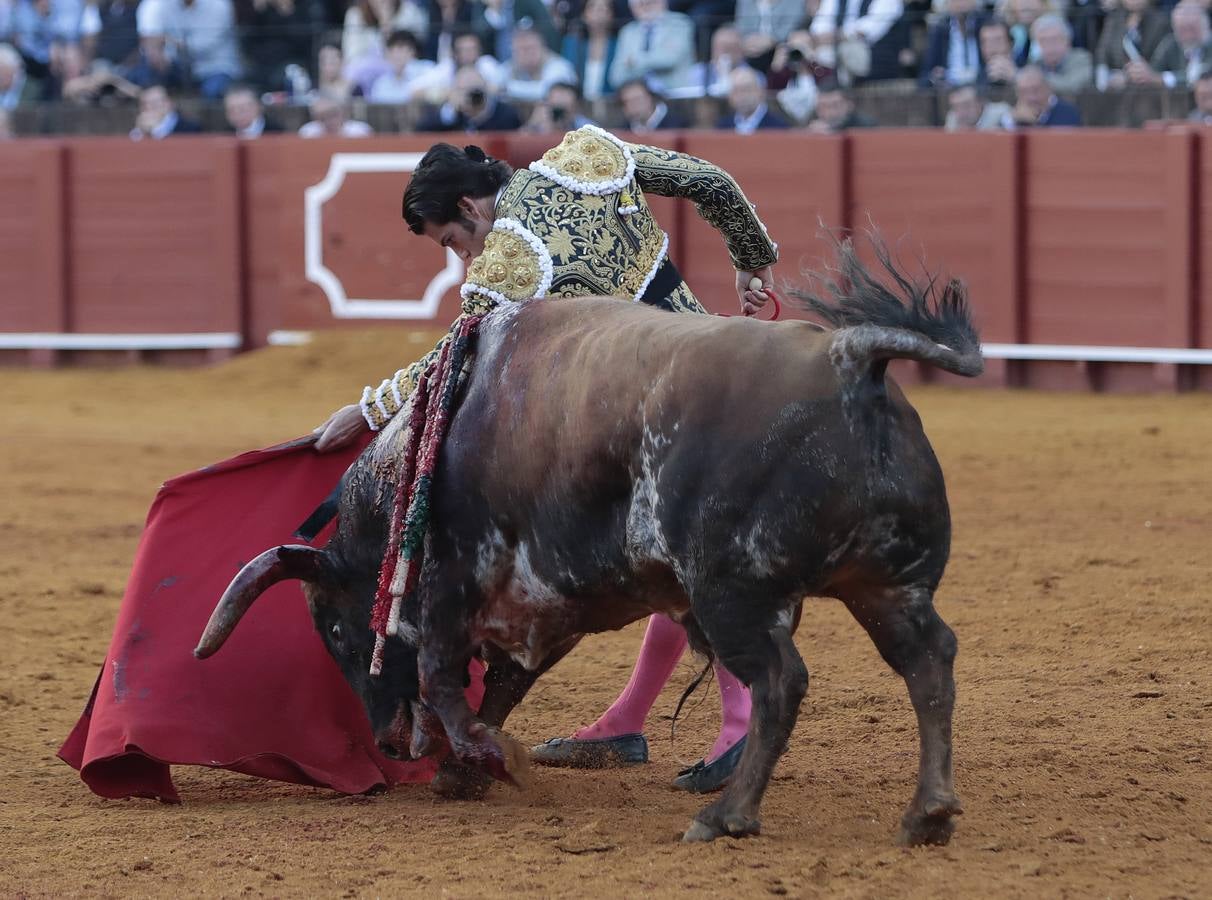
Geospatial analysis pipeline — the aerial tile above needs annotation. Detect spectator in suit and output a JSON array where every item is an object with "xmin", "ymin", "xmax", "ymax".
[
  {"xmin": 1031, "ymin": 12, "xmax": 1092, "ymax": 92},
  {"xmin": 808, "ymin": 0, "xmax": 908, "ymax": 82},
  {"xmin": 129, "ymin": 84, "xmax": 202, "ymax": 139},
  {"xmin": 1133, "ymin": 2, "xmax": 1212, "ymax": 88},
  {"xmin": 0, "ymin": 41, "xmax": 40, "ymax": 107},
  {"xmin": 979, "ymin": 18, "xmax": 1019, "ymax": 85},
  {"xmin": 944, "ymin": 83, "xmax": 1012, "ymax": 129},
  {"xmin": 609, "ymin": 0, "xmax": 696, "ymax": 93},
  {"xmin": 807, "ymin": 77, "xmax": 877, "ymax": 130},
  {"xmin": 1010, "ymin": 62, "xmax": 1080, "ymax": 125},
  {"xmin": 224, "ymin": 83, "xmax": 281, "ymax": 136},
  {"xmin": 1188, "ymin": 68, "xmax": 1212, "ymax": 123},
  {"xmin": 416, "ymin": 62, "xmax": 523, "ymax": 131},
  {"xmin": 920, "ymin": 0, "xmax": 989, "ymax": 88},
  {"xmin": 369, "ymin": 28, "xmax": 436, "ymax": 101},
  {"xmin": 1094, "ymin": 0, "xmax": 1170, "ymax": 90},
  {"xmin": 298, "ymin": 89, "xmax": 374, "ymax": 135},
  {"xmin": 617, "ymin": 75, "xmax": 685, "ymax": 129},
  {"xmin": 472, "ymin": 0, "xmax": 561, "ymax": 62},
  {"xmin": 561, "ymin": 0, "xmax": 618, "ymax": 100},
  {"xmin": 503, "ymin": 23, "xmax": 577, "ymax": 102},
  {"xmin": 523, "ymin": 80, "xmax": 597, "ymax": 131},
  {"xmin": 718, "ymin": 65, "xmax": 790, "ymax": 130},
  {"xmin": 676, "ymin": 22, "xmax": 743, "ymax": 99},
  {"xmin": 735, "ymin": 0, "xmax": 807, "ymax": 69}
]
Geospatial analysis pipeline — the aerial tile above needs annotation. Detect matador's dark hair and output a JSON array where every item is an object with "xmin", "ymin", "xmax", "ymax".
[{"xmin": 402, "ymin": 143, "xmax": 514, "ymax": 234}]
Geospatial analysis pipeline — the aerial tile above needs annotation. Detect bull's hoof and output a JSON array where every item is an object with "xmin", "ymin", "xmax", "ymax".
[
  {"xmin": 898, "ymin": 795, "xmax": 963, "ymax": 847},
  {"xmin": 458, "ymin": 723, "xmax": 532, "ymax": 790},
  {"xmin": 681, "ymin": 814, "xmax": 761, "ymax": 843},
  {"xmin": 431, "ymin": 758, "xmax": 493, "ymax": 801}
]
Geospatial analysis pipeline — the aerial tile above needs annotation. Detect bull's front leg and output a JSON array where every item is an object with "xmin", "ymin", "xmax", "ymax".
[
  {"xmin": 430, "ymin": 638, "xmax": 581, "ymax": 799},
  {"xmin": 416, "ymin": 558, "xmax": 529, "ymax": 789}
]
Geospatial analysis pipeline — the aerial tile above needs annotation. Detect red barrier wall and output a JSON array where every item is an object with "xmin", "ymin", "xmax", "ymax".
[
  {"xmin": 66, "ymin": 138, "xmax": 243, "ymax": 335},
  {"xmin": 2, "ymin": 129, "xmax": 1210, "ymax": 391},
  {"xmin": 0, "ymin": 142, "xmax": 66, "ymax": 340}
]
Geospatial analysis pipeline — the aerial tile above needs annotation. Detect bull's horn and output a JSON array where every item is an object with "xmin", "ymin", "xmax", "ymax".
[{"xmin": 194, "ymin": 545, "xmax": 326, "ymax": 659}]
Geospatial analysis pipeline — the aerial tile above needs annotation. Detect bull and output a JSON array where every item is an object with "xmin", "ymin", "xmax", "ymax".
[{"xmin": 196, "ymin": 241, "xmax": 982, "ymax": 845}]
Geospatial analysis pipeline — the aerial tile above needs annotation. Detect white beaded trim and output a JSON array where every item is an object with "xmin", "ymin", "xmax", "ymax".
[
  {"xmin": 459, "ymin": 217, "xmax": 553, "ymax": 305},
  {"xmin": 528, "ymin": 124, "xmax": 637, "ymax": 197},
  {"xmin": 632, "ymin": 232, "xmax": 670, "ymax": 303},
  {"xmin": 389, "ymin": 370, "xmax": 405, "ymax": 408},
  {"xmin": 359, "ymin": 385, "xmax": 381, "ymax": 431},
  {"xmin": 618, "ymin": 204, "xmax": 639, "ymax": 215}
]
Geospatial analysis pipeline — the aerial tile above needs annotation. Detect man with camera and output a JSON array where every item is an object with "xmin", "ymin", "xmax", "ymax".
[
  {"xmin": 416, "ymin": 64, "xmax": 523, "ymax": 133},
  {"xmin": 523, "ymin": 81, "xmax": 595, "ymax": 133}
]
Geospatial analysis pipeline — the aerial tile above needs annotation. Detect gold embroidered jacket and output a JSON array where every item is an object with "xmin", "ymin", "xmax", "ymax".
[{"xmin": 359, "ymin": 124, "xmax": 778, "ymax": 430}]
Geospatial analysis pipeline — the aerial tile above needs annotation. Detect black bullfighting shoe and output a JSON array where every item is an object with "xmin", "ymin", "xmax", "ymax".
[
  {"xmin": 530, "ymin": 733, "xmax": 649, "ymax": 768},
  {"xmin": 670, "ymin": 736, "xmax": 747, "ymax": 794}
]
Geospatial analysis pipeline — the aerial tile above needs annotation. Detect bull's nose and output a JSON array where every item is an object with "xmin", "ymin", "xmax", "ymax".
[{"xmin": 377, "ymin": 741, "xmax": 402, "ymax": 760}]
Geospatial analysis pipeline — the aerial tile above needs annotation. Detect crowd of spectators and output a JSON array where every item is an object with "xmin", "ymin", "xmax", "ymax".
[{"xmin": 2, "ymin": 0, "xmax": 1211, "ymax": 139}]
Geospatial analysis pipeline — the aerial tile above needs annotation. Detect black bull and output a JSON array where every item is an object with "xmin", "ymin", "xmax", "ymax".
[{"xmin": 196, "ymin": 247, "xmax": 983, "ymax": 845}]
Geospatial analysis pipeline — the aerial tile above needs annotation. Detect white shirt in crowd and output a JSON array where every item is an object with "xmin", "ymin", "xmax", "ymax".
[
  {"xmin": 809, "ymin": 0, "xmax": 902, "ymax": 45},
  {"xmin": 136, "ymin": 0, "xmax": 243, "ymax": 80},
  {"xmin": 504, "ymin": 54, "xmax": 579, "ymax": 103},
  {"xmin": 130, "ymin": 110, "xmax": 180, "ymax": 140},
  {"xmin": 298, "ymin": 119, "xmax": 374, "ymax": 138},
  {"xmin": 369, "ymin": 59, "xmax": 438, "ymax": 103}
]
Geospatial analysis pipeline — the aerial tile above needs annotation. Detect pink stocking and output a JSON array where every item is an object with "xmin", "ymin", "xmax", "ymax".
[
  {"xmin": 706, "ymin": 663, "xmax": 751, "ymax": 763},
  {"xmin": 572, "ymin": 614, "xmax": 687, "ymax": 739}
]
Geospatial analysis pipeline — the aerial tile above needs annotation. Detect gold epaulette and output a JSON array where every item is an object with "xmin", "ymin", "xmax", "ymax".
[
  {"xmin": 460, "ymin": 218, "xmax": 554, "ymax": 312},
  {"xmin": 528, "ymin": 124, "xmax": 635, "ymax": 196}
]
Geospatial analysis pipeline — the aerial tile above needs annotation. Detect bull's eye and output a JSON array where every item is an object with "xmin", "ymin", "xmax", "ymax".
[{"xmin": 330, "ymin": 622, "xmax": 343, "ymax": 644}]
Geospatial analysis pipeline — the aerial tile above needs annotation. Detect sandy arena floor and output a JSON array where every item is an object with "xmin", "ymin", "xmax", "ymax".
[{"xmin": 1, "ymin": 330, "xmax": 1210, "ymax": 898}]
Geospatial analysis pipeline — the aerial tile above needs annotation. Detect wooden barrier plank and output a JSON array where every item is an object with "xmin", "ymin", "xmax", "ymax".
[
  {"xmin": 0, "ymin": 141, "xmax": 67, "ymax": 336},
  {"xmin": 847, "ymin": 129, "xmax": 1021, "ymax": 386},
  {"xmin": 1023, "ymin": 131, "xmax": 1185, "ymax": 349},
  {"xmin": 677, "ymin": 132, "xmax": 846, "ymax": 315},
  {"xmin": 65, "ymin": 137, "xmax": 243, "ymax": 335}
]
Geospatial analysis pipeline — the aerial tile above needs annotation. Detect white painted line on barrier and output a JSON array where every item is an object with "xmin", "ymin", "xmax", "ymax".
[
  {"xmin": 0, "ymin": 333, "xmax": 242, "ymax": 350},
  {"xmin": 981, "ymin": 343, "xmax": 1212, "ymax": 365},
  {"xmin": 303, "ymin": 153, "xmax": 463, "ymax": 319}
]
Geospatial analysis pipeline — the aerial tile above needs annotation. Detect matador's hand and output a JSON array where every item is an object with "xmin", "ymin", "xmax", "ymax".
[
  {"xmin": 314, "ymin": 403, "xmax": 370, "ymax": 452},
  {"xmin": 736, "ymin": 266, "xmax": 775, "ymax": 316}
]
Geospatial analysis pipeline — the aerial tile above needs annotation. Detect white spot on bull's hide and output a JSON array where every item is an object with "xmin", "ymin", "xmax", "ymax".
[
  {"xmin": 625, "ymin": 424, "xmax": 674, "ymax": 567},
  {"xmin": 471, "ymin": 537, "xmax": 575, "ymax": 671},
  {"xmin": 737, "ymin": 518, "xmax": 787, "ymax": 578}
]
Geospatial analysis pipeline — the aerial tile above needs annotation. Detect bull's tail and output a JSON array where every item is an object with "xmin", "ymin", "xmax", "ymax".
[{"xmin": 790, "ymin": 234, "xmax": 984, "ymax": 380}]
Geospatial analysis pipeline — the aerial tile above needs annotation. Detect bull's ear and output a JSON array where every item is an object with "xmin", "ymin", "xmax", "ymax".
[{"xmin": 194, "ymin": 545, "xmax": 329, "ymax": 659}]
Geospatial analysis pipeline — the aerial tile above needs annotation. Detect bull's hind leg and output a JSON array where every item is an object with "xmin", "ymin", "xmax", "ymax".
[
  {"xmin": 683, "ymin": 612, "xmax": 808, "ymax": 842},
  {"xmin": 841, "ymin": 585, "xmax": 962, "ymax": 846}
]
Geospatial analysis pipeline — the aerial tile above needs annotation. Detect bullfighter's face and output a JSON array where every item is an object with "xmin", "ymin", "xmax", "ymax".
[{"xmin": 421, "ymin": 196, "xmax": 494, "ymax": 264}]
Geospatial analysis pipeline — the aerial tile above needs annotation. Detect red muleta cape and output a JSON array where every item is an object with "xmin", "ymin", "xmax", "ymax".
[{"xmin": 58, "ymin": 436, "xmax": 484, "ymax": 802}]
